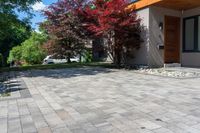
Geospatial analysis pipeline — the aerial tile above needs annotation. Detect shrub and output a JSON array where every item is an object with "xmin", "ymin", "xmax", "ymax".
[
  {"xmin": 83, "ymin": 50, "xmax": 92, "ymax": 63},
  {"xmin": 21, "ymin": 42, "xmax": 46, "ymax": 65},
  {"xmin": 7, "ymin": 32, "xmax": 47, "ymax": 65},
  {"xmin": 7, "ymin": 46, "xmax": 22, "ymax": 64}
]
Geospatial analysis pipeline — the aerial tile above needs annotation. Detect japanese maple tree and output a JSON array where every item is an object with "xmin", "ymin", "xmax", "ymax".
[
  {"xmin": 77, "ymin": 0, "xmax": 142, "ymax": 66},
  {"xmin": 42, "ymin": 0, "xmax": 88, "ymax": 62}
]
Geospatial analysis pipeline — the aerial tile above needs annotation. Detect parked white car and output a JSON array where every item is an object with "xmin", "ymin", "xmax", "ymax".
[
  {"xmin": 43, "ymin": 55, "xmax": 79, "ymax": 64},
  {"xmin": 70, "ymin": 57, "xmax": 79, "ymax": 63}
]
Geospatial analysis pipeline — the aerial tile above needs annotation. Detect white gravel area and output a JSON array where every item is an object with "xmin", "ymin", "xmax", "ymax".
[{"xmin": 135, "ymin": 68, "xmax": 200, "ymax": 78}]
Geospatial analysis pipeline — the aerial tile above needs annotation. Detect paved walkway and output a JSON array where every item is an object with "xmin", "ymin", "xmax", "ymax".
[{"xmin": 1, "ymin": 67, "xmax": 200, "ymax": 133}]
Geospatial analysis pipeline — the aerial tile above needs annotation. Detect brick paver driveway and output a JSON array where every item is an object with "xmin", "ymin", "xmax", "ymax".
[{"xmin": 1, "ymin": 67, "xmax": 200, "ymax": 133}]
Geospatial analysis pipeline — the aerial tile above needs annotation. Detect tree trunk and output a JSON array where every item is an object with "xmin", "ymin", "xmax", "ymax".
[
  {"xmin": 77, "ymin": 51, "xmax": 82, "ymax": 63},
  {"xmin": 114, "ymin": 44, "xmax": 122, "ymax": 67},
  {"xmin": 67, "ymin": 52, "xmax": 71, "ymax": 63}
]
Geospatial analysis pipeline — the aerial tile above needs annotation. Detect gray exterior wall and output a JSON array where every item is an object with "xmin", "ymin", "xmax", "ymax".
[
  {"xmin": 131, "ymin": 6, "xmax": 200, "ymax": 67},
  {"xmin": 130, "ymin": 6, "xmax": 182, "ymax": 67},
  {"xmin": 128, "ymin": 8, "xmax": 149, "ymax": 66},
  {"xmin": 149, "ymin": 6, "xmax": 182, "ymax": 67},
  {"xmin": 181, "ymin": 7, "xmax": 200, "ymax": 67},
  {"xmin": 148, "ymin": 6, "xmax": 200, "ymax": 67}
]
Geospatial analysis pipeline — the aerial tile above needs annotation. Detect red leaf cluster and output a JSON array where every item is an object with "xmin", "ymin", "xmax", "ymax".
[
  {"xmin": 42, "ymin": 0, "xmax": 143, "ymax": 65},
  {"xmin": 76, "ymin": 0, "xmax": 142, "ymax": 65},
  {"xmin": 77, "ymin": 0, "xmax": 141, "ymax": 37}
]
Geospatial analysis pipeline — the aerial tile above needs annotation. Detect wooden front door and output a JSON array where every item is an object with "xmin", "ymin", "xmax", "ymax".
[{"xmin": 164, "ymin": 16, "xmax": 180, "ymax": 63}]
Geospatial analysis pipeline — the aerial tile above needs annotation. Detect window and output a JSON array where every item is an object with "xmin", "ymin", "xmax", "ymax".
[
  {"xmin": 183, "ymin": 15, "xmax": 200, "ymax": 52},
  {"xmin": 198, "ymin": 16, "xmax": 200, "ymax": 51},
  {"xmin": 184, "ymin": 18, "xmax": 195, "ymax": 51}
]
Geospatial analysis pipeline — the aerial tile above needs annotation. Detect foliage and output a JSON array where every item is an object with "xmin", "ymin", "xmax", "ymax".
[
  {"xmin": 21, "ymin": 43, "xmax": 46, "ymax": 65},
  {"xmin": 0, "ymin": 19, "xmax": 31, "ymax": 66},
  {"xmin": 7, "ymin": 32, "xmax": 47, "ymax": 65},
  {"xmin": 0, "ymin": 0, "xmax": 40, "ymax": 14},
  {"xmin": 0, "ymin": 0, "xmax": 37, "ymax": 38},
  {"xmin": 42, "ymin": 0, "xmax": 89, "ymax": 62},
  {"xmin": 21, "ymin": 32, "xmax": 47, "ymax": 64},
  {"xmin": 83, "ymin": 50, "xmax": 92, "ymax": 63},
  {"xmin": 0, "ymin": 0, "xmax": 40, "ymax": 66},
  {"xmin": 7, "ymin": 45, "xmax": 22, "ymax": 63},
  {"xmin": 77, "ymin": 0, "xmax": 142, "ymax": 66},
  {"xmin": 42, "ymin": 38, "xmax": 66, "ymax": 58}
]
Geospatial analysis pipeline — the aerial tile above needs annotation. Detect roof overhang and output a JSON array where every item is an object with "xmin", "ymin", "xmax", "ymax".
[
  {"xmin": 127, "ymin": 0, "xmax": 200, "ymax": 11},
  {"xmin": 127, "ymin": 0, "xmax": 162, "ymax": 11},
  {"xmin": 155, "ymin": 0, "xmax": 200, "ymax": 10}
]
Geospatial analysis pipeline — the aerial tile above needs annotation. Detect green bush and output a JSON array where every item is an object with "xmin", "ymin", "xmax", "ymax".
[
  {"xmin": 7, "ymin": 32, "xmax": 47, "ymax": 65},
  {"xmin": 21, "ymin": 42, "xmax": 46, "ymax": 64},
  {"xmin": 7, "ymin": 45, "xmax": 22, "ymax": 64},
  {"xmin": 83, "ymin": 50, "xmax": 92, "ymax": 63}
]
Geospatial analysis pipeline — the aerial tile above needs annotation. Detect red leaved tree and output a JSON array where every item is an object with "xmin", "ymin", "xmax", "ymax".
[
  {"xmin": 77, "ymin": 0, "xmax": 142, "ymax": 66},
  {"xmin": 42, "ymin": 0, "xmax": 88, "ymax": 62}
]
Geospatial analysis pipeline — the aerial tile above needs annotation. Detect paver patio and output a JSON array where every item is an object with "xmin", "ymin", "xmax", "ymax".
[{"xmin": 1, "ymin": 67, "xmax": 200, "ymax": 133}]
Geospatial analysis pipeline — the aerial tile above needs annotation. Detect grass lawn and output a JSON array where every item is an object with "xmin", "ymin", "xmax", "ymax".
[{"xmin": 0, "ymin": 62, "xmax": 116, "ymax": 72}]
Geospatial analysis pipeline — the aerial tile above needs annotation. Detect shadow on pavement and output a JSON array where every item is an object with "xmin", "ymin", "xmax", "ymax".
[
  {"xmin": 19, "ymin": 67, "xmax": 116, "ymax": 79},
  {"xmin": 0, "ymin": 72, "xmax": 27, "ymax": 94}
]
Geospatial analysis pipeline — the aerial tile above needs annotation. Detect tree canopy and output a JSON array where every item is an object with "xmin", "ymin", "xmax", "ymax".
[
  {"xmin": 77, "ymin": 0, "xmax": 142, "ymax": 65},
  {"xmin": 42, "ymin": 0, "xmax": 89, "ymax": 62},
  {"xmin": 8, "ymin": 32, "xmax": 48, "ymax": 65},
  {"xmin": 41, "ymin": 0, "xmax": 142, "ymax": 66},
  {"xmin": 0, "ymin": 0, "xmax": 40, "ymax": 66},
  {"xmin": 4, "ymin": 0, "xmax": 142, "ymax": 67},
  {"xmin": 0, "ymin": 0, "xmax": 40, "ymax": 14},
  {"xmin": 0, "ymin": 20, "xmax": 31, "ymax": 66}
]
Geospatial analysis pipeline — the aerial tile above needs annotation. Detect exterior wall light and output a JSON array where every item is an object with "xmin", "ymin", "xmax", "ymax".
[{"xmin": 159, "ymin": 22, "xmax": 163, "ymax": 30}]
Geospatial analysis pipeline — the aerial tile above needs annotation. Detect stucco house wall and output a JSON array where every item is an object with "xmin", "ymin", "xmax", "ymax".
[
  {"xmin": 130, "ymin": 5, "xmax": 200, "ymax": 68},
  {"xmin": 127, "ymin": 8, "xmax": 149, "ymax": 66},
  {"xmin": 130, "ymin": 6, "xmax": 182, "ymax": 67},
  {"xmin": 148, "ymin": 6, "xmax": 182, "ymax": 67}
]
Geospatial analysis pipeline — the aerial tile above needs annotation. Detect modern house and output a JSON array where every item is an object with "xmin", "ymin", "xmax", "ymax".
[{"xmin": 127, "ymin": 0, "xmax": 200, "ymax": 67}]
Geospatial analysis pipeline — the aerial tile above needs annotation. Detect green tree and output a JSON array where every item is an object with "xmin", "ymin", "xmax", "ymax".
[
  {"xmin": 7, "ymin": 45, "xmax": 22, "ymax": 64},
  {"xmin": 7, "ymin": 32, "xmax": 48, "ymax": 65},
  {"xmin": 21, "ymin": 32, "xmax": 47, "ymax": 65},
  {"xmin": 0, "ymin": 0, "xmax": 40, "ymax": 13},
  {"xmin": 0, "ymin": 0, "xmax": 40, "ymax": 66},
  {"xmin": 21, "ymin": 43, "xmax": 46, "ymax": 65},
  {"xmin": 0, "ymin": 21, "xmax": 31, "ymax": 65}
]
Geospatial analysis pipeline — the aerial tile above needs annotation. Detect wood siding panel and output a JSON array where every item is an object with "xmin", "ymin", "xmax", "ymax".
[
  {"xmin": 156, "ymin": 0, "xmax": 200, "ymax": 10},
  {"xmin": 164, "ymin": 16, "xmax": 180, "ymax": 63}
]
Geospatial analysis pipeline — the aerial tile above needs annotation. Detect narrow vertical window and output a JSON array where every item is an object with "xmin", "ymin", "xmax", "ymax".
[
  {"xmin": 198, "ymin": 16, "xmax": 200, "ymax": 51},
  {"xmin": 184, "ymin": 18, "xmax": 195, "ymax": 51}
]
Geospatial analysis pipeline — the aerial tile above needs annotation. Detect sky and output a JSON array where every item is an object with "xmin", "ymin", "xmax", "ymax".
[{"xmin": 19, "ymin": 0, "xmax": 58, "ymax": 32}]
